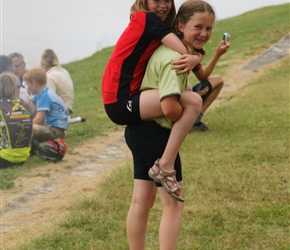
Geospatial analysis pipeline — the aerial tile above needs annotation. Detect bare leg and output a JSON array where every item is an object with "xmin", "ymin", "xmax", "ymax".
[
  {"xmin": 33, "ymin": 124, "xmax": 40, "ymax": 136},
  {"xmin": 139, "ymin": 89, "xmax": 164, "ymax": 120},
  {"xmin": 156, "ymin": 92, "xmax": 202, "ymax": 171},
  {"xmin": 140, "ymin": 90, "xmax": 202, "ymax": 172},
  {"xmin": 201, "ymin": 76, "xmax": 223, "ymax": 113},
  {"xmin": 140, "ymin": 90, "xmax": 202, "ymax": 199},
  {"xmin": 127, "ymin": 180, "xmax": 157, "ymax": 250},
  {"xmin": 159, "ymin": 182, "xmax": 184, "ymax": 250}
]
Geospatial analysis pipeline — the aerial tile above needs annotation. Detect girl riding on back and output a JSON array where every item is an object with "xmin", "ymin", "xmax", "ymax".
[{"xmin": 101, "ymin": 0, "xmax": 202, "ymax": 201}]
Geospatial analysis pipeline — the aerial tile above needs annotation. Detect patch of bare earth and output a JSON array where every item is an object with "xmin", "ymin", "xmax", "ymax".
[{"xmin": 1, "ymin": 50, "xmax": 288, "ymax": 249}]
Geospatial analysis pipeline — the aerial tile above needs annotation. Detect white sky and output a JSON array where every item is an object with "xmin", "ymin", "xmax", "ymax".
[
  {"xmin": 1, "ymin": 0, "xmax": 288, "ymax": 66},
  {"xmin": 176, "ymin": 0, "xmax": 288, "ymax": 20}
]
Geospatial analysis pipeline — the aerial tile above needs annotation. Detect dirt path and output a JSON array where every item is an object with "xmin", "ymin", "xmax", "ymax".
[{"xmin": 1, "ymin": 36, "xmax": 289, "ymax": 249}]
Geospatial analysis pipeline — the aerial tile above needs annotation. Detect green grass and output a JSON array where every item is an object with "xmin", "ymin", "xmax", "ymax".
[
  {"xmin": 200, "ymin": 3, "xmax": 290, "ymax": 75},
  {"xmin": 1, "ymin": 3, "xmax": 289, "ymax": 249},
  {"xmin": 3, "ymin": 3, "xmax": 288, "ymax": 188}
]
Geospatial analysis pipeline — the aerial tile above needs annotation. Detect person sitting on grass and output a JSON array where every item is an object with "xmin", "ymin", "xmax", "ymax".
[
  {"xmin": 40, "ymin": 49, "xmax": 74, "ymax": 116},
  {"xmin": 23, "ymin": 68, "xmax": 68, "ymax": 142},
  {"xmin": 0, "ymin": 73, "xmax": 33, "ymax": 169},
  {"xmin": 0, "ymin": 55, "xmax": 30, "ymax": 104},
  {"xmin": 40, "ymin": 49, "xmax": 85, "ymax": 124},
  {"xmin": 8, "ymin": 52, "xmax": 31, "ymax": 96},
  {"xmin": 190, "ymin": 40, "xmax": 230, "ymax": 131}
]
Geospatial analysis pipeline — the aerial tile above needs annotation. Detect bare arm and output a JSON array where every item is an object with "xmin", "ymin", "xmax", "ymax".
[
  {"xmin": 161, "ymin": 33, "xmax": 188, "ymax": 54},
  {"xmin": 195, "ymin": 41, "xmax": 230, "ymax": 81},
  {"xmin": 160, "ymin": 95, "xmax": 183, "ymax": 123},
  {"xmin": 33, "ymin": 110, "xmax": 46, "ymax": 125},
  {"xmin": 171, "ymin": 54, "xmax": 203, "ymax": 75},
  {"xmin": 161, "ymin": 33, "xmax": 202, "ymax": 74}
]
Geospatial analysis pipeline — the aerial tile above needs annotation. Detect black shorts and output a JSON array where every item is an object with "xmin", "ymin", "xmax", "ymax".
[
  {"xmin": 104, "ymin": 94, "xmax": 141, "ymax": 125},
  {"xmin": 192, "ymin": 79, "xmax": 212, "ymax": 101},
  {"xmin": 125, "ymin": 120, "xmax": 182, "ymax": 186}
]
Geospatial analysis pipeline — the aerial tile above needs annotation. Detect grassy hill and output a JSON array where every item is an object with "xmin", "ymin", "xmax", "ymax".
[
  {"xmin": 13, "ymin": 3, "xmax": 290, "ymax": 154},
  {"xmin": 62, "ymin": 2, "xmax": 290, "ymax": 146},
  {"xmin": 1, "ymin": 3, "xmax": 289, "ymax": 249}
]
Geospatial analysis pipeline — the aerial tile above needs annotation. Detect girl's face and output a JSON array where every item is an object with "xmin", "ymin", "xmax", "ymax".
[
  {"xmin": 147, "ymin": 0, "xmax": 172, "ymax": 21},
  {"xmin": 178, "ymin": 12, "xmax": 215, "ymax": 50}
]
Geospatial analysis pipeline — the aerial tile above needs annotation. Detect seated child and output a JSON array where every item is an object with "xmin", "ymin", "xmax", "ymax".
[
  {"xmin": 0, "ymin": 73, "xmax": 33, "ymax": 168},
  {"xmin": 23, "ymin": 68, "xmax": 68, "ymax": 142}
]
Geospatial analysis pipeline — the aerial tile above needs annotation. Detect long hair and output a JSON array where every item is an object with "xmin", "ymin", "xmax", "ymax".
[
  {"xmin": 40, "ymin": 49, "xmax": 59, "ymax": 71},
  {"xmin": 130, "ymin": 0, "xmax": 176, "ymax": 26},
  {"xmin": 173, "ymin": 0, "xmax": 216, "ymax": 55},
  {"xmin": 0, "ymin": 73, "xmax": 20, "ymax": 99}
]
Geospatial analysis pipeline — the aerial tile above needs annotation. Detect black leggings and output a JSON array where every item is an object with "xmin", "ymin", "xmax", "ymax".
[
  {"xmin": 125, "ymin": 121, "xmax": 182, "ymax": 185},
  {"xmin": 104, "ymin": 93, "xmax": 141, "ymax": 125}
]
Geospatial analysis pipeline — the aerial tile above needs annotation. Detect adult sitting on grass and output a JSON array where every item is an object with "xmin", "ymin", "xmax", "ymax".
[
  {"xmin": 40, "ymin": 49, "xmax": 85, "ymax": 123},
  {"xmin": 8, "ymin": 52, "xmax": 28, "ymax": 88},
  {"xmin": 0, "ymin": 55, "xmax": 30, "ymax": 104},
  {"xmin": 40, "ymin": 49, "xmax": 74, "ymax": 116},
  {"xmin": 0, "ymin": 73, "xmax": 33, "ymax": 169},
  {"xmin": 23, "ymin": 68, "xmax": 68, "ymax": 142}
]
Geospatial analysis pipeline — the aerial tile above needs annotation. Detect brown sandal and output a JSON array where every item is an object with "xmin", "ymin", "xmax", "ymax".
[{"xmin": 148, "ymin": 159, "xmax": 184, "ymax": 202}]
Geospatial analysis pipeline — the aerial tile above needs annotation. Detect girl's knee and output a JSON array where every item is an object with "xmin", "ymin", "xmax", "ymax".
[
  {"xmin": 181, "ymin": 92, "xmax": 202, "ymax": 112},
  {"xmin": 190, "ymin": 92, "xmax": 203, "ymax": 110},
  {"xmin": 131, "ymin": 190, "xmax": 156, "ymax": 209},
  {"xmin": 209, "ymin": 75, "xmax": 224, "ymax": 89}
]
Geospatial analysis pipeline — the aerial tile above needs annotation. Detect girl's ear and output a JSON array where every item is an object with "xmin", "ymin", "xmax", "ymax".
[{"xmin": 177, "ymin": 21, "xmax": 184, "ymax": 33}]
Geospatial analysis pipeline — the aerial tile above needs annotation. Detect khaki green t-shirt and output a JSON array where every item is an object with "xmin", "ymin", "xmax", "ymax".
[{"xmin": 140, "ymin": 45, "xmax": 188, "ymax": 129}]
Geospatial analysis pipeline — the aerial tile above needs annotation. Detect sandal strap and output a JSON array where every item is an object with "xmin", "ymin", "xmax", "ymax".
[
  {"xmin": 149, "ymin": 159, "xmax": 184, "ymax": 202},
  {"xmin": 155, "ymin": 160, "xmax": 181, "ymax": 192},
  {"xmin": 149, "ymin": 159, "xmax": 176, "ymax": 180},
  {"xmin": 164, "ymin": 175, "xmax": 181, "ymax": 193},
  {"xmin": 154, "ymin": 159, "xmax": 176, "ymax": 176}
]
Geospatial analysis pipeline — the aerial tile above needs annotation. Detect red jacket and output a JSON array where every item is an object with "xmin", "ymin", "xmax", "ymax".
[{"xmin": 101, "ymin": 11, "xmax": 172, "ymax": 104}]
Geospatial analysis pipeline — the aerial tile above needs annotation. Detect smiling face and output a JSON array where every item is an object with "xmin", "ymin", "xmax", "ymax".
[
  {"xmin": 178, "ymin": 12, "xmax": 215, "ymax": 50},
  {"xmin": 147, "ymin": 0, "xmax": 172, "ymax": 21}
]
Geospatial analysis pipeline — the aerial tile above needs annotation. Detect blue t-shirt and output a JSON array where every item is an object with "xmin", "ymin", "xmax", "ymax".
[{"xmin": 32, "ymin": 87, "xmax": 68, "ymax": 130}]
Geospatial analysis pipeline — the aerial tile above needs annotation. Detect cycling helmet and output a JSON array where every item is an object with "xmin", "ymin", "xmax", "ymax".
[{"xmin": 40, "ymin": 138, "xmax": 67, "ymax": 162}]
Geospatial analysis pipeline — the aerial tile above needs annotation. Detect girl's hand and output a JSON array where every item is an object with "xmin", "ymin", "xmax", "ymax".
[
  {"xmin": 171, "ymin": 54, "xmax": 203, "ymax": 75},
  {"xmin": 216, "ymin": 41, "xmax": 231, "ymax": 56}
]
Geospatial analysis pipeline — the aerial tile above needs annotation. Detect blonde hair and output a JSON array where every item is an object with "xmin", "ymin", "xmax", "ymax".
[
  {"xmin": 173, "ymin": 0, "xmax": 215, "ymax": 55},
  {"xmin": 0, "ymin": 73, "xmax": 20, "ymax": 99},
  {"xmin": 23, "ymin": 68, "xmax": 47, "ymax": 86},
  {"xmin": 130, "ymin": 0, "xmax": 176, "ymax": 26},
  {"xmin": 40, "ymin": 49, "xmax": 59, "ymax": 71}
]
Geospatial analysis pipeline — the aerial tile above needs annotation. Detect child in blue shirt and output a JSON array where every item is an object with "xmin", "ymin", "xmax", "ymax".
[{"xmin": 23, "ymin": 68, "xmax": 68, "ymax": 142}]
